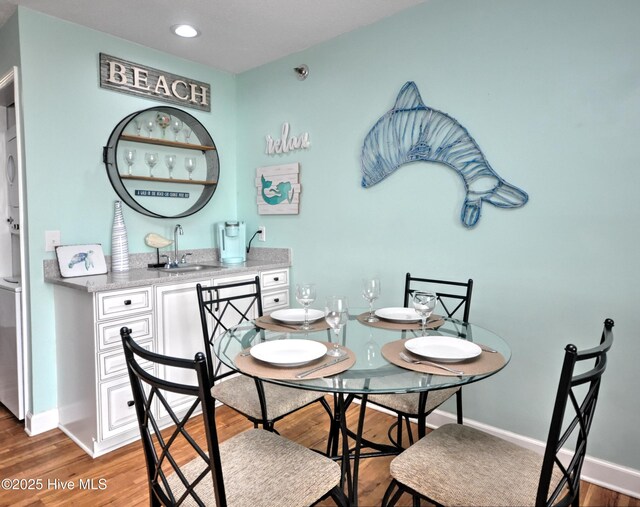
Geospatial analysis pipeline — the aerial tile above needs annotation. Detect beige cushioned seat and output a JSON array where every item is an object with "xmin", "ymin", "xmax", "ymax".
[
  {"xmin": 368, "ymin": 387, "xmax": 459, "ymax": 415},
  {"xmin": 167, "ymin": 429, "xmax": 341, "ymax": 507},
  {"xmin": 390, "ymin": 423, "xmax": 562, "ymax": 507},
  {"xmin": 211, "ymin": 375, "xmax": 325, "ymax": 421}
]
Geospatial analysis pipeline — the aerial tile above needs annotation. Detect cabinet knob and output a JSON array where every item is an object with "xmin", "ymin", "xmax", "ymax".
[
  {"xmin": 274, "ymin": 298, "xmax": 280, "ymax": 303},
  {"xmin": 273, "ymin": 277, "xmax": 279, "ymax": 281},
  {"xmin": 127, "ymin": 400, "xmax": 135, "ymax": 407},
  {"xmin": 124, "ymin": 300, "xmax": 132, "ymax": 305}
]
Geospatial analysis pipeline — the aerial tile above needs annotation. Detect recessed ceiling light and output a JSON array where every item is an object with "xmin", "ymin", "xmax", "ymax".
[{"xmin": 171, "ymin": 24, "xmax": 200, "ymax": 38}]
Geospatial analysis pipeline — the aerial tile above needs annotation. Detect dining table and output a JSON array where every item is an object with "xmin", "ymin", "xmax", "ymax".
[{"xmin": 212, "ymin": 307, "xmax": 511, "ymax": 505}]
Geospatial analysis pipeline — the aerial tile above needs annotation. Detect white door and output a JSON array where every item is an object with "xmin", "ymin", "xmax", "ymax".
[{"xmin": 155, "ymin": 278, "xmax": 210, "ymax": 419}]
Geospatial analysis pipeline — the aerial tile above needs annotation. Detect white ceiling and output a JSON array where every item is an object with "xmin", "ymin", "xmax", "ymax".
[{"xmin": 0, "ymin": 0, "xmax": 425, "ymax": 74}]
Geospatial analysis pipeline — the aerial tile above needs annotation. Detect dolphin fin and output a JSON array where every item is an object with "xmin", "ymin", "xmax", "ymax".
[{"xmin": 393, "ymin": 81, "xmax": 426, "ymax": 110}]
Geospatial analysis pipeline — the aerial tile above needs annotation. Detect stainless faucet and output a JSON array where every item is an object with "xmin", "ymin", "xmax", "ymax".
[{"xmin": 172, "ymin": 224, "xmax": 183, "ymax": 267}]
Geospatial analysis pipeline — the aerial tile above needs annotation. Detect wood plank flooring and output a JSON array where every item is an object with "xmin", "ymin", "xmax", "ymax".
[{"xmin": 0, "ymin": 400, "xmax": 637, "ymax": 506}]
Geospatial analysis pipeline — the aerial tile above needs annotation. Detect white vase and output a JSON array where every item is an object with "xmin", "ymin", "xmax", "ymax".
[{"xmin": 111, "ymin": 200, "xmax": 129, "ymax": 272}]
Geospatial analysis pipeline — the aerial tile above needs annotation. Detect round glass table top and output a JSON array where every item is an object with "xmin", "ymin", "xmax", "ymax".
[{"xmin": 213, "ymin": 310, "xmax": 511, "ymax": 395}]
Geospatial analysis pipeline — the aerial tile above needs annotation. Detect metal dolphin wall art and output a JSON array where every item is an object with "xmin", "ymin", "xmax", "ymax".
[{"xmin": 361, "ymin": 81, "xmax": 528, "ymax": 228}]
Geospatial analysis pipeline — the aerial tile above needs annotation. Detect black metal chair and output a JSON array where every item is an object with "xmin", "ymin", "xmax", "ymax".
[
  {"xmin": 196, "ymin": 277, "xmax": 332, "ymax": 432},
  {"xmin": 121, "ymin": 327, "xmax": 348, "ymax": 507},
  {"xmin": 382, "ymin": 318, "xmax": 615, "ymax": 507},
  {"xmin": 367, "ymin": 273, "xmax": 474, "ymax": 448}
]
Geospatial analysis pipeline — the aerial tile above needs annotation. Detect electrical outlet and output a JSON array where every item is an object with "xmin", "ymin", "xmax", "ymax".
[
  {"xmin": 258, "ymin": 226, "xmax": 266, "ymax": 242},
  {"xmin": 45, "ymin": 230, "xmax": 61, "ymax": 252}
]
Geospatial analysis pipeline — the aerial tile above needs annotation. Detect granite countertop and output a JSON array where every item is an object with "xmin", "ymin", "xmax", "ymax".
[{"xmin": 44, "ymin": 248, "xmax": 291, "ymax": 293}]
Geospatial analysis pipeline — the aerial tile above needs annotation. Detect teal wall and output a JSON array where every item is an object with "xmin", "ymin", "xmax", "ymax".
[
  {"xmin": 1, "ymin": 0, "xmax": 638, "ymax": 474},
  {"xmin": 14, "ymin": 8, "xmax": 237, "ymax": 414},
  {"xmin": 236, "ymin": 0, "xmax": 640, "ymax": 469}
]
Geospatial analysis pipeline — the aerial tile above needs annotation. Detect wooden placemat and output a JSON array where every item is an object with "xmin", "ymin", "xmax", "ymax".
[
  {"xmin": 381, "ymin": 339, "xmax": 507, "ymax": 377},
  {"xmin": 256, "ymin": 315, "xmax": 330, "ymax": 332},
  {"xmin": 235, "ymin": 342, "xmax": 355, "ymax": 380},
  {"xmin": 356, "ymin": 312, "xmax": 445, "ymax": 331}
]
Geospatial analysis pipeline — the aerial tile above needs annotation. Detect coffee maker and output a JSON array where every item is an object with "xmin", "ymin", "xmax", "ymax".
[{"xmin": 216, "ymin": 221, "xmax": 246, "ymax": 265}]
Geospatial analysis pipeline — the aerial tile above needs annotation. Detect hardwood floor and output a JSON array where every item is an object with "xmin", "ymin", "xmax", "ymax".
[{"xmin": 0, "ymin": 400, "xmax": 637, "ymax": 506}]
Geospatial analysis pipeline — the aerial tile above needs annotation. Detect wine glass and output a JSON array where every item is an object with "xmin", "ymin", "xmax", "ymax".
[
  {"xmin": 144, "ymin": 152, "xmax": 158, "ymax": 177},
  {"xmin": 170, "ymin": 117, "xmax": 184, "ymax": 141},
  {"xmin": 184, "ymin": 157, "xmax": 197, "ymax": 180},
  {"xmin": 362, "ymin": 278, "xmax": 381, "ymax": 322},
  {"xmin": 165, "ymin": 154, "xmax": 176, "ymax": 179},
  {"xmin": 144, "ymin": 119, "xmax": 155, "ymax": 137},
  {"xmin": 123, "ymin": 148, "xmax": 136, "ymax": 175},
  {"xmin": 183, "ymin": 126, "xmax": 193, "ymax": 143},
  {"xmin": 156, "ymin": 112, "xmax": 171, "ymax": 138},
  {"xmin": 295, "ymin": 283, "xmax": 316, "ymax": 330},
  {"xmin": 325, "ymin": 296, "xmax": 348, "ymax": 357},
  {"xmin": 412, "ymin": 291, "xmax": 437, "ymax": 336},
  {"xmin": 132, "ymin": 118, "xmax": 143, "ymax": 136}
]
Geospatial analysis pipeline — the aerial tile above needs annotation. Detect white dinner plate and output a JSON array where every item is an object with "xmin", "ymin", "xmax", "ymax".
[
  {"xmin": 250, "ymin": 339, "xmax": 327, "ymax": 367},
  {"xmin": 375, "ymin": 307, "xmax": 422, "ymax": 323},
  {"xmin": 270, "ymin": 308, "xmax": 324, "ymax": 324},
  {"xmin": 404, "ymin": 336, "xmax": 482, "ymax": 363}
]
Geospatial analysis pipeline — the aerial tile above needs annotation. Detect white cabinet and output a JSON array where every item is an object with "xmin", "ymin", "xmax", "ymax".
[
  {"xmin": 54, "ymin": 266, "xmax": 289, "ymax": 458},
  {"xmin": 260, "ymin": 268, "xmax": 290, "ymax": 313}
]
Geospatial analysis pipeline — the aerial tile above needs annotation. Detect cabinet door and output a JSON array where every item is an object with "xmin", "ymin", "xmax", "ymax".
[{"xmin": 155, "ymin": 278, "xmax": 211, "ymax": 418}]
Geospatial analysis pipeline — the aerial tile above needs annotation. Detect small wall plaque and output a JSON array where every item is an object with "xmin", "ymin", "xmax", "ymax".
[{"xmin": 256, "ymin": 163, "xmax": 300, "ymax": 215}]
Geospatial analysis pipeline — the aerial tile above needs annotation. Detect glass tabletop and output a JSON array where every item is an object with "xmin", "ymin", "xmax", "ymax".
[{"xmin": 213, "ymin": 310, "xmax": 511, "ymax": 395}]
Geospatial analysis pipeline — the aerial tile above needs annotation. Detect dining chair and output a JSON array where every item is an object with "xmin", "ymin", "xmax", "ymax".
[
  {"xmin": 382, "ymin": 318, "xmax": 615, "ymax": 507},
  {"xmin": 196, "ymin": 277, "xmax": 332, "ymax": 433},
  {"xmin": 367, "ymin": 273, "xmax": 474, "ymax": 449},
  {"xmin": 121, "ymin": 327, "xmax": 348, "ymax": 507}
]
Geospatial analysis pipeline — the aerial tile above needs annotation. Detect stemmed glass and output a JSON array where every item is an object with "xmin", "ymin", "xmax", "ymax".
[
  {"xmin": 183, "ymin": 126, "xmax": 193, "ymax": 143},
  {"xmin": 123, "ymin": 149, "xmax": 136, "ymax": 175},
  {"xmin": 185, "ymin": 157, "xmax": 197, "ymax": 180},
  {"xmin": 325, "ymin": 296, "xmax": 348, "ymax": 357},
  {"xmin": 132, "ymin": 118, "xmax": 143, "ymax": 136},
  {"xmin": 144, "ymin": 152, "xmax": 159, "ymax": 177},
  {"xmin": 144, "ymin": 119, "xmax": 155, "ymax": 137},
  {"xmin": 165, "ymin": 155, "xmax": 176, "ymax": 179},
  {"xmin": 295, "ymin": 283, "xmax": 316, "ymax": 330},
  {"xmin": 412, "ymin": 291, "xmax": 437, "ymax": 336},
  {"xmin": 362, "ymin": 278, "xmax": 381, "ymax": 322},
  {"xmin": 156, "ymin": 112, "xmax": 171, "ymax": 138},
  {"xmin": 170, "ymin": 117, "xmax": 183, "ymax": 141}
]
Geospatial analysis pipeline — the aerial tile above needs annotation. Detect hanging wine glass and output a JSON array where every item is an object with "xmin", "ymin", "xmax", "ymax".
[
  {"xmin": 123, "ymin": 149, "xmax": 136, "ymax": 175},
  {"xmin": 155, "ymin": 112, "xmax": 171, "ymax": 138},
  {"xmin": 145, "ymin": 152, "xmax": 159, "ymax": 177},
  {"xmin": 165, "ymin": 154, "xmax": 176, "ymax": 179},
  {"xmin": 184, "ymin": 157, "xmax": 197, "ymax": 180},
  {"xmin": 144, "ymin": 119, "xmax": 155, "ymax": 138},
  {"xmin": 170, "ymin": 117, "xmax": 184, "ymax": 141}
]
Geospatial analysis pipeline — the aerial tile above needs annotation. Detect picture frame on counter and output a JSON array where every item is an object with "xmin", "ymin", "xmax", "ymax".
[{"xmin": 55, "ymin": 244, "xmax": 108, "ymax": 278}]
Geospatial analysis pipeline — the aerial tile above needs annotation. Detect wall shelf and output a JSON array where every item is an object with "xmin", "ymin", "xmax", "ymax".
[
  {"xmin": 119, "ymin": 134, "xmax": 216, "ymax": 152},
  {"xmin": 119, "ymin": 174, "xmax": 217, "ymax": 186}
]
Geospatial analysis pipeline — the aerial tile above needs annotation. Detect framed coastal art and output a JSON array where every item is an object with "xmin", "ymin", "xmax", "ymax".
[
  {"xmin": 256, "ymin": 163, "xmax": 300, "ymax": 215},
  {"xmin": 55, "ymin": 244, "xmax": 108, "ymax": 278}
]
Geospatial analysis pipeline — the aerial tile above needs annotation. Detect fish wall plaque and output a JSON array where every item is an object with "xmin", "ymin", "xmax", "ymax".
[{"xmin": 361, "ymin": 81, "xmax": 528, "ymax": 227}]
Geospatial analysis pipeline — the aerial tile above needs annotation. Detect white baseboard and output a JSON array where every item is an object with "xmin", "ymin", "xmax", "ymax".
[
  {"xmin": 24, "ymin": 408, "xmax": 59, "ymax": 436},
  {"xmin": 362, "ymin": 402, "xmax": 640, "ymax": 500}
]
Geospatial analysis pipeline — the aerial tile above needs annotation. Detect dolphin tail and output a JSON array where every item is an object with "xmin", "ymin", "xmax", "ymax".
[{"xmin": 462, "ymin": 181, "xmax": 528, "ymax": 228}]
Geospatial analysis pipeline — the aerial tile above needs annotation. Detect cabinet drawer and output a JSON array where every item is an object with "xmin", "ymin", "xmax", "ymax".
[
  {"xmin": 97, "ymin": 287, "xmax": 152, "ymax": 321},
  {"xmin": 260, "ymin": 269, "xmax": 289, "ymax": 290},
  {"xmin": 99, "ymin": 366, "xmax": 153, "ymax": 441},
  {"xmin": 98, "ymin": 313, "xmax": 153, "ymax": 351},
  {"xmin": 262, "ymin": 288, "xmax": 289, "ymax": 311},
  {"xmin": 99, "ymin": 340, "xmax": 154, "ymax": 381}
]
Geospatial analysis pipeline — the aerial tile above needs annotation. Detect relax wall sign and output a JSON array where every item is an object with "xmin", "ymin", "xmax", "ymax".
[{"xmin": 99, "ymin": 53, "xmax": 211, "ymax": 112}]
